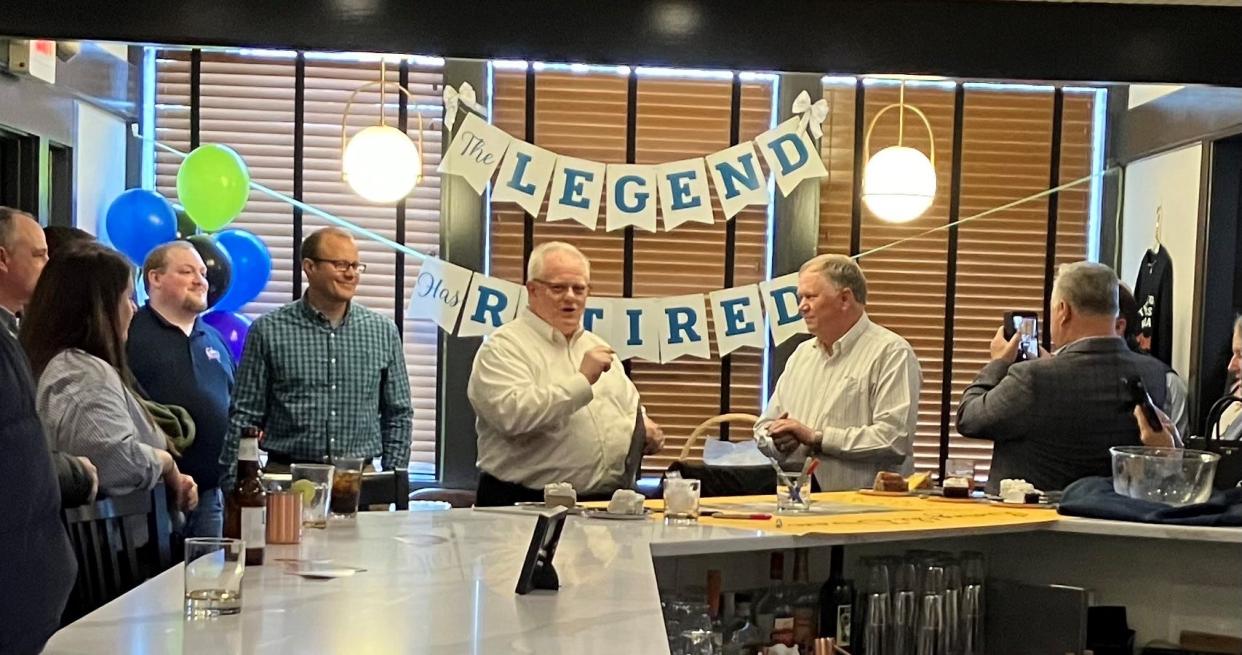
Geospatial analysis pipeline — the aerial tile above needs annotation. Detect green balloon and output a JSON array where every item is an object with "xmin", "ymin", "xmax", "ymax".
[{"xmin": 176, "ymin": 144, "xmax": 250, "ymax": 232}]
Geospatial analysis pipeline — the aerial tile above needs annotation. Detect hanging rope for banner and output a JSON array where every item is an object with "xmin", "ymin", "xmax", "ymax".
[
  {"xmin": 138, "ymin": 124, "xmax": 1119, "ymax": 276},
  {"xmin": 851, "ymin": 165, "xmax": 1121, "ymax": 262},
  {"xmin": 137, "ymin": 124, "xmax": 429, "ymax": 263}
]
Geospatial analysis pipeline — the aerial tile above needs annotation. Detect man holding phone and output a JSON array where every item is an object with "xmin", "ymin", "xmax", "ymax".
[{"xmin": 956, "ymin": 261, "xmax": 1179, "ymax": 492}]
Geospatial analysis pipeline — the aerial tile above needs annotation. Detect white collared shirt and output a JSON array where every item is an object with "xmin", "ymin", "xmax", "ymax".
[
  {"xmin": 756, "ymin": 313, "xmax": 922, "ymax": 491},
  {"xmin": 467, "ymin": 308, "xmax": 640, "ymax": 494}
]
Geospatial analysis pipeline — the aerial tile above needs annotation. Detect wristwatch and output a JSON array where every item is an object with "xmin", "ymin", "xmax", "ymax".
[{"xmin": 811, "ymin": 429, "xmax": 824, "ymax": 452}]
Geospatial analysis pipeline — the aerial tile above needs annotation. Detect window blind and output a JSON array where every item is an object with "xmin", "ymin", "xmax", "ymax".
[{"xmin": 154, "ymin": 50, "xmax": 443, "ymax": 475}]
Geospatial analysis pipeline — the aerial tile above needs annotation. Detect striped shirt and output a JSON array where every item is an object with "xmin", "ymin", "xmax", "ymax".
[
  {"xmin": 36, "ymin": 348, "xmax": 166, "ymax": 495},
  {"xmin": 220, "ymin": 298, "xmax": 412, "ymax": 482},
  {"xmin": 756, "ymin": 313, "xmax": 922, "ymax": 491}
]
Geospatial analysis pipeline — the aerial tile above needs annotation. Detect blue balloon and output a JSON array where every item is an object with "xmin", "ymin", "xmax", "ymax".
[
  {"xmin": 201, "ymin": 310, "xmax": 252, "ymax": 363},
  {"xmin": 211, "ymin": 229, "xmax": 272, "ymax": 312},
  {"xmin": 105, "ymin": 189, "xmax": 177, "ymax": 264}
]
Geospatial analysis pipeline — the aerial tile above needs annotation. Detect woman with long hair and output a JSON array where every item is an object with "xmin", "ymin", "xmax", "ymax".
[{"xmin": 21, "ymin": 242, "xmax": 197, "ymax": 509}]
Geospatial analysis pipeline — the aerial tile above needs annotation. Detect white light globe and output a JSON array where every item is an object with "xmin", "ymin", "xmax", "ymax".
[
  {"xmin": 861, "ymin": 145, "xmax": 937, "ymax": 223},
  {"xmin": 342, "ymin": 125, "xmax": 422, "ymax": 203}
]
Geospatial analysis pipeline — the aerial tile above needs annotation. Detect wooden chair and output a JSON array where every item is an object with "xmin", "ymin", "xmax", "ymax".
[
  {"xmin": 359, "ymin": 469, "xmax": 410, "ymax": 511},
  {"xmin": 666, "ymin": 413, "xmax": 779, "ymax": 498},
  {"xmin": 61, "ymin": 485, "xmax": 173, "ymax": 623}
]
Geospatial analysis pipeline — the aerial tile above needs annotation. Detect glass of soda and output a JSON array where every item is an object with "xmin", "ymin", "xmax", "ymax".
[{"xmin": 329, "ymin": 456, "xmax": 365, "ymax": 518}]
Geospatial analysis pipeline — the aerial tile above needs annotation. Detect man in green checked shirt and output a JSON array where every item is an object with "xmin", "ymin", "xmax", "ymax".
[{"xmin": 219, "ymin": 227, "xmax": 413, "ymax": 485}]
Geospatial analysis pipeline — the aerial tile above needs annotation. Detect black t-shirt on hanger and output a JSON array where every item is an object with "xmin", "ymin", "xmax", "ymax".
[{"xmin": 1135, "ymin": 245, "xmax": 1174, "ymax": 366}]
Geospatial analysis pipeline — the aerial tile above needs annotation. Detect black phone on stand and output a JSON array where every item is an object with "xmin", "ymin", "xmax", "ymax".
[{"xmin": 1003, "ymin": 311, "xmax": 1040, "ymax": 361}]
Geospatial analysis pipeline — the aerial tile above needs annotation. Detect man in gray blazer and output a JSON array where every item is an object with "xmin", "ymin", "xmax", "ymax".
[{"xmin": 957, "ymin": 261, "xmax": 1178, "ymax": 493}]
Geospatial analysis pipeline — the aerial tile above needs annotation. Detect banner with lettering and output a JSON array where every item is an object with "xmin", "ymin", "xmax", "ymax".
[{"xmin": 434, "ymin": 85, "xmax": 830, "ymax": 235}]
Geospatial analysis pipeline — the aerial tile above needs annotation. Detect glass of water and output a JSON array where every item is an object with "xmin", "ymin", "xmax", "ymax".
[
  {"xmin": 291, "ymin": 463, "xmax": 334, "ymax": 528},
  {"xmin": 184, "ymin": 537, "xmax": 245, "ymax": 618},
  {"xmin": 663, "ymin": 478, "xmax": 701, "ymax": 525}
]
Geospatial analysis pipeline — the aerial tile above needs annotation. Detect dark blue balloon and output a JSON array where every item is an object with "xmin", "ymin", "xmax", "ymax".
[
  {"xmin": 105, "ymin": 189, "xmax": 177, "ymax": 264},
  {"xmin": 201, "ymin": 310, "xmax": 252, "ymax": 363},
  {"xmin": 212, "ymin": 229, "xmax": 272, "ymax": 312}
]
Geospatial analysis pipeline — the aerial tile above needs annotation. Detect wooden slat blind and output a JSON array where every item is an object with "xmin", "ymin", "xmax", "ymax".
[
  {"xmin": 155, "ymin": 50, "xmax": 443, "ymax": 475},
  {"xmin": 817, "ymin": 79, "xmax": 1100, "ymax": 482}
]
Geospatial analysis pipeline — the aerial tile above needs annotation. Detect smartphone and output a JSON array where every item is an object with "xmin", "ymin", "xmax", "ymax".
[
  {"xmin": 1003, "ymin": 311, "xmax": 1040, "ymax": 362},
  {"xmin": 1125, "ymin": 377, "xmax": 1162, "ymax": 429}
]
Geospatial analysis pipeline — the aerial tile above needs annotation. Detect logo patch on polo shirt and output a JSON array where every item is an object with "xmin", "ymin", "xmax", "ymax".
[{"xmin": 205, "ymin": 346, "xmax": 222, "ymax": 362}]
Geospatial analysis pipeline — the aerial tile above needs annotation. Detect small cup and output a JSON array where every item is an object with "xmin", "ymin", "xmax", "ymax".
[
  {"xmin": 329, "ymin": 456, "xmax": 365, "ymax": 518},
  {"xmin": 266, "ymin": 490, "xmax": 303, "ymax": 545},
  {"xmin": 777, "ymin": 475, "xmax": 812, "ymax": 512},
  {"xmin": 291, "ymin": 463, "xmax": 334, "ymax": 528},
  {"xmin": 663, "ymin": 478, "xmax": 701, "ymax": 525},
  {"xmin": 184, "ymin": 537, "xmax": 245, "ymax": 618}
]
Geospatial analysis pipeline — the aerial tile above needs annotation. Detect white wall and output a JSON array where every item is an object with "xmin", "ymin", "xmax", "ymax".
[
  {"xmin": 1119, "ymin": 143, "xmax": 1202, "ymax": 377},
  {"xmin": 1127, "ymin": 84, "xmax": 1184, "ymax": 109},
  {"xmin": 73, "ymin": 101, "xmax": 127, "ymax": 236}
]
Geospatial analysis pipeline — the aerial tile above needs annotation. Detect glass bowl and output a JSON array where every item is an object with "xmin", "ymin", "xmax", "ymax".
[{"xmin": 1110, "ymin": 446, "xmax": 1219, "ymax": 506}]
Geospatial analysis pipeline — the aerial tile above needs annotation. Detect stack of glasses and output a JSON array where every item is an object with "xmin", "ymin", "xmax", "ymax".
[{"xmin": 856, "ymin": 551, "xmax": 986, "ymax": 655}]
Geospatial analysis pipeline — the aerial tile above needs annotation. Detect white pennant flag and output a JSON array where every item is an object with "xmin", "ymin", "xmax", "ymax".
[
  {"xmin": 456, "ymin": 274, "xmax": 525, "ymax": 338},
  {"xmin": 407, "ymin": 257, "xmax": 475, "ymax": 333},
  {"xmin": 706, "ymin": 142, "xmax": 769, "ymax": 220},
  {"xmin": 657, "ymin": 158, "xmax": 714, "ymax": 231},
  {"xmin": 612, "ymin": 297, "xmax": 662, "ymax": 362},
  {"xmin": 583, "ymin": 296, "xmax": 617, "ymax": 346},
  {"xmin": 547, "ymin": 156, "xmax": 606, "ymax": 230},
  {"xmin": 658, "ymin": 294, "xmax": 711, "ymax": 363},
  {"xmin": 709, "ymin": 285, "xmax": 766, "ymax": 356},
  {"xmin": 437, "ymin": 112, "xmax": 513, "ymax": 194},
  {"xmin": 754, "ymin": 117, "xmax": 828, "ymax": 197},
  {"xmin": 759, "ymin": 271, "xmax": 808, "ymax": 346},
  {"xmin": 492, "ymin": 140, "xmax": 557, "ymax": 216},
  {"xmin": 605, "ymin": 164, "xmax": 659, "ymax": 232}
]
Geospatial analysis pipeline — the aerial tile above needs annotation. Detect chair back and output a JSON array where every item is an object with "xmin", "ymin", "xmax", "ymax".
[
  {"xmin": 667, "ymin": 413, "xmax": 777, "ymax": 498},
  {"xmin": 61, "ymin": 485, "xmax": 173, "ymax": 623},
  {"xmin": 359, "ymin": 469, "xmax": 410, "ymax": 511}
]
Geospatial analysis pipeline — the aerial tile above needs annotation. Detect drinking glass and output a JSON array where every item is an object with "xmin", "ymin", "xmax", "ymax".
[
  {"xmin": 329, "ymin": 456, "xmax": 365, "ymax": 518},
  {"xmin": 676, "ymin": 629, "xmax": 720, "ymax": 655},
  {"xmin": 944, "ymin": 459, "xmax": 976, "ymax": 490},
  {"xmin": 892, "ymin": 559, "xmax": 919, "ymax": 655},
  {"xmin": 291, "ymin": 463, "xmax": 334, "ymax": 528},
  {"xmin": 860, "ymin": 557, "xmax": 892, "ymax": 655},
  {"xmin": 184, "ymin": 537, "xmax": 245, "ymax": 618},
  {"xmin": 664, "ymin": 478, "xmax": 701, "ymax": 524},
  {"xmin": 960, "ymin": 553, "xmax": 986, "ymax": 655},
  {"xmin": 916, "ymin": 564, "xmax": 946, "ymax": 655},
  {"xmin": 777, "ymin": 474, "xmax": 812, "ymax": 512},
  {"xmin": 940, "ymin": 559, "xmax": 964, "ymax": 655},
  {"xmin": 265, "ymin": 489, "xmax": 303, "ymax": 544}
]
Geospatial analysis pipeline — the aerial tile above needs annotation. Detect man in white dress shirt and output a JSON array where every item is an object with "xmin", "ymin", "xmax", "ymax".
[
  {"xmin": 467, "ymin": 241, "xmax": 665, "ymax": 506},
  {"xmin": 756, "ymin": 254, "xmax": 922, "ymax": 491}
]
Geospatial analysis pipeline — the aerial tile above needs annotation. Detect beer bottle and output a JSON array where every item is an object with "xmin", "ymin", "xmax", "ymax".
[{"xmin": 224, "ymin": 427, "xmax": 267, "ymax": 565}]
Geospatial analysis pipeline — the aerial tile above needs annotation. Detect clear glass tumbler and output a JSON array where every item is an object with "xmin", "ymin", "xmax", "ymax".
[{"xmin": 184, "ymin": 537, "xmax": 245, "ymax": 618}]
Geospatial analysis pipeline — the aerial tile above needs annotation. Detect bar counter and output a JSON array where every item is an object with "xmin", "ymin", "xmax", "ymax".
[{"xmin": 45, "ymin": 494, "xmax": 1242, "ymax": 654}]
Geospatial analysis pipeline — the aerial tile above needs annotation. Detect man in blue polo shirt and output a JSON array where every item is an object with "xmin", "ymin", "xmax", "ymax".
[{"xmin": 128, "ymin": 241, "xmax": 236, "ymax": 538}]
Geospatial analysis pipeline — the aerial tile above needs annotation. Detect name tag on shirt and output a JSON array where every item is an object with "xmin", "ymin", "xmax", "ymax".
[{"xmin": 205, "ymin": 346, "xmax": 222, "ymax": 362}]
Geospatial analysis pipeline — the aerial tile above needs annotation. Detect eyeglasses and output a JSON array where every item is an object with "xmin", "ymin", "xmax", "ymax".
[
  {"xmin": 532, "ymin": 279, "xmax": 590, "ymax": 297},
  {"xmin": 311, "ymin": 258, "xmax": 367, "ymax": 273}
]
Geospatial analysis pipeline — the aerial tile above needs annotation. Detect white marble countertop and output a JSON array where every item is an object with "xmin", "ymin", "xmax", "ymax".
[{"xmin": 45, "ymin": 507, "xmax": 1242, "ymax": 654}]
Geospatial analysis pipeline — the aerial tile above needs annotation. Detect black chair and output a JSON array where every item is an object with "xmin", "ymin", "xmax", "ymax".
[
  {"xmin": 359, "ymin": 469, "xmax": 410, "ymax": 511},
  {"xmin": 61, "ymin": 484, "xmax": 173, "ymax": 623}
]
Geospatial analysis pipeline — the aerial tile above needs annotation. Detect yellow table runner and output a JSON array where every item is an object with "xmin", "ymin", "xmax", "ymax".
[{"xmin": 618, "ymin": 492, "xmax": 1059, "ymax": 537}]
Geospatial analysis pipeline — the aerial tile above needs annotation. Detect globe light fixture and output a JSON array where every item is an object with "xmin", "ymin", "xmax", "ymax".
[
  {"xmin": 861, "ymin": 82, "xmax": 937, "ymax": 223},
  {"xmin": 340, "ymin": 58, "xmax": 425, "ymax": 204},
  {"xmin": 342, "ymin": 125, "xmax": 422, "ymax": 203}
]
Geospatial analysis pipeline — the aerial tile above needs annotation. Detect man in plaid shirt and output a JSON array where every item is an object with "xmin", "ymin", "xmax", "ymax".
[{"xmin": 219, "ymin": 227, "xmax": 412, "ymax": 485}]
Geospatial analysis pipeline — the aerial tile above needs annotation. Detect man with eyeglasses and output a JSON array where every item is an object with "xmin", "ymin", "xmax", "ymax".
[
  {"xmin": 220, "ymin": 227, "xmax": 412, "ymax": 485},
  {"xmin": 128, "ymin": 241, "xmax": 236, "ymax": 537},
  {"xmin": 468, "ymin": 241, "xmax": 665, "ymax": 506}
]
